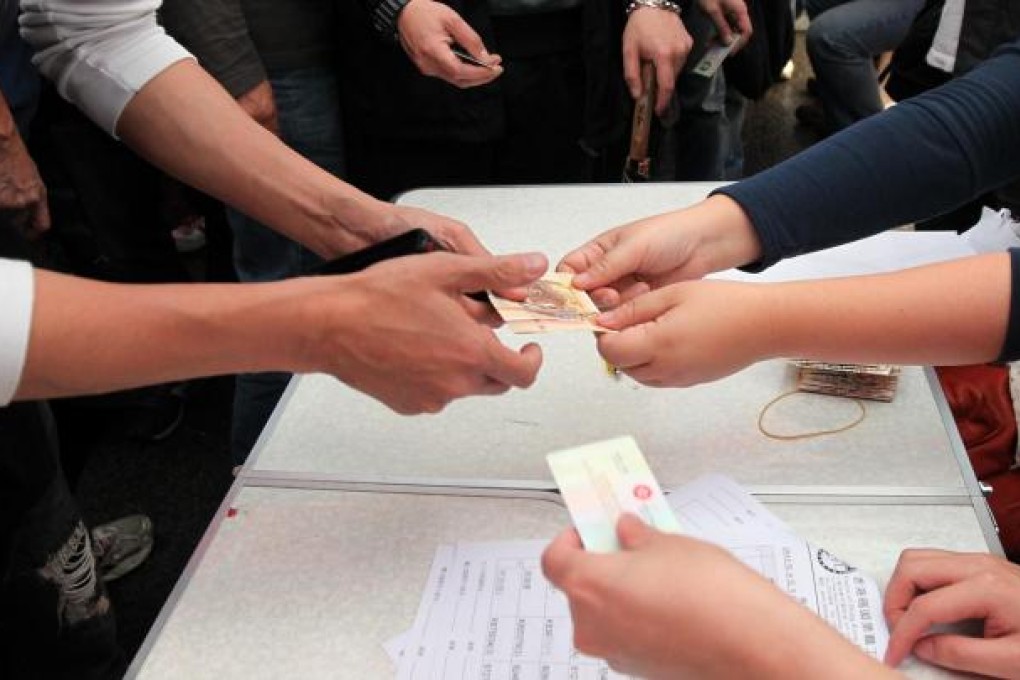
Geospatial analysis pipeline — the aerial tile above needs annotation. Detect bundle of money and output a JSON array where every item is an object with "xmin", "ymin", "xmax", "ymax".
[
  {"xmin": 793, "ymin": 360, "xmax": 901, "ymax": 402},
  {"xmin": 489, "ymin": 272, "xmax": 614, "ymax": 334}
]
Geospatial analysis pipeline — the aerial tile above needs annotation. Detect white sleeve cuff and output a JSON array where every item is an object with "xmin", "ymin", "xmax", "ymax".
[
  {"xmin": 0, "ymin": 259, "xmax": 34, "ymax": 407},
  {"xmin": 20, "ymin": 0, "xmax": 194, "ymax": 137}
]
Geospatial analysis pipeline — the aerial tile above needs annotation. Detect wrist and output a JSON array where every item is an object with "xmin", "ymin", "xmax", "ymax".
[
  {"xmin": 626, "ymin": 0, "xmax": 683, "ymax": 17},
  {"xmin": 373, "ymin": 0, "xmax": 415, "ymax": 40},
  {"xmin": 689, "ymin": 195, "xmax": 763, "ymax": 274}
]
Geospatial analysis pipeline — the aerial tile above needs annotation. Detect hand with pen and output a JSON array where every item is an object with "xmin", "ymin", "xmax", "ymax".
[{"xmin": 397, "ymin": 0, "xmax": 503, "ymax": 88}]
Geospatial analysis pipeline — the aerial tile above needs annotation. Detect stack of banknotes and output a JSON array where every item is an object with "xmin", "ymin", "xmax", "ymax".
[{"xmin": 793, "ymin": 360, "xmax": 901, "ymax": 402}]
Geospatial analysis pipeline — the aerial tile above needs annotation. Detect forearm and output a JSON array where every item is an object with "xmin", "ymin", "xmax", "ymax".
[
  {"xmin": 755, "ymin": 253, "xmax": 1009, "ymax": 366},
  {"xmin": 116, "ymin": 60, "xmax": 384, "ymax": 257},
  {"xmin": 17, "ymin": 270, "xmax": 327, "ymax": 400},
  {"xmin": 716, "ymin": 40, "xmax": 1020, "ymax": 270},
  {"xmin": 746, "ymin": 612, "xmax": 899, "ymax": 680}
]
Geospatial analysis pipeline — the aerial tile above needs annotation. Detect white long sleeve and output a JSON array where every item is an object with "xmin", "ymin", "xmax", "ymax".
[
  {"xmin": 19, "ymin": 0, "xmax": 193, "ymax": 136},
  {"xmin": 0, "ymin": 258, "xmax": 33, "ymax": 407}
]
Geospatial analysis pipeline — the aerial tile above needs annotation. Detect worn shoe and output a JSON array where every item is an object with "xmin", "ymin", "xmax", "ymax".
[{"xmin": 91, "ymin": 514, "xmax": 155, "ymax": 583}]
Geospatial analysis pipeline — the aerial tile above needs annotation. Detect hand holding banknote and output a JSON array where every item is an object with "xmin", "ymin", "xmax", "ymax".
[{"xmin": 558, "ymin": 195, "xmax": 763, "ymax": 309}]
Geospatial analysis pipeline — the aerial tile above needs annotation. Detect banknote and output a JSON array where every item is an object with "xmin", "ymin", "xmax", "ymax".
[
  {"xmin": 489, "ymin": 272, "xmax": 613, "ymax": 334},
  {"xmin": 547, "ymin": 436, "xmax": 682, "ymax": 552},
  {"xmin": 692, "ymin": 34, "xmax": 743, "ymax": 78}
]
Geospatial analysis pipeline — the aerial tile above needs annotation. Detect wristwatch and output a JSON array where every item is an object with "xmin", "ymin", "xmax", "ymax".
[{"xmin": 371, "ymin": 0, "xmax": 414, "ymax": 40}]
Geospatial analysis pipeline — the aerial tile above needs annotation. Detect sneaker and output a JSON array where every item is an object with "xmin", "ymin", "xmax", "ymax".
[
  {"xmin": 91, "ymin": 514, "xmax": 155, "ymax": 583},
  {"xmin": 171, "ymin": 216, "xmax": 207, "ymax": 254}
]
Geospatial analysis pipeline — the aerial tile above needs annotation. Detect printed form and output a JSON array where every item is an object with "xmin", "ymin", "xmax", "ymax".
[{"xmin": 388, "ymin": 474, "xmax": 888, "ymax": 678}]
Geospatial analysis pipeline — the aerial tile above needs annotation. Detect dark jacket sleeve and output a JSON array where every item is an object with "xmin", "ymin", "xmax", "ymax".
[
  {"xmin": 160, "ymin": 0, "xmax": 266, "ymax": 98},
  {"xmin": 357, "ymin": 0, "xmax": 410, "ymax": 39},
  {"xmin": 715, "ymin": 39, "xmax": 1020, "ymax": 271}
]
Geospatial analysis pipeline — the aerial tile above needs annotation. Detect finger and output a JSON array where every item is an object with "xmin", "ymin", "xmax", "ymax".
[
  {"xmin": 884, "ymin": 551, "xmax": 987, "ymax": 628},
  {"xmin": 435, "ymin": 223, "xmax": 489, "ymax": 256},
  {"xmin": 617, "ymin": 281, "xmax": 652, "ymax": 304},
  {"xmin": 912, "ymin": 634, "xmax": 1020, "ymax": 678},
  {"xmin": 732, "ymin": 6, "xmax": 753, "ymax": 40},
  {"xmin": 884, "ymin": 581, "xmax": 994, "ymax": 667},
  {"xmin": 445, "ymin": 14, "xmax": 492, "ymax": 63},
  {"xmin": 435, "ymin": 51, "xmax": 500, "ymax": 88},
  {"xmin": 446, "ymin": 252, "xmax": 548, "ymax": 294},
  {"xmin": 590, "ymin": 287, "xmax": 623, "ymax": 310},
  {"xmin": 616, "ymin": 513, "xmax": 655, "ymax": 549},
  {"xmin": 654, "ymin": 56, "xmax": 676, "ymax": 116},
  {"xmin": 622, "ymin": 42, "xmax": 641, "ymax": 100},
  {"xmin": 622, "ymin": 361, "xmax": 668, "ymax": 387},
  {"xmin": 597, "ymin": 326, "xmax": 656, "ymax": 370},
  {"xmin": 559, "ymin": 241, "xmax": 614, "ymax": 284},
  {"xmin": 571, "ymin": 242, "xmax": 644, "ymax": 291},
  {"xmin": 482, "ymin": 338, "xmax": 542, "ymax": 389},
  {"xmin": 542, "ymin": 528, "xmax": 585, "ymax": 586},
  {"xmin": 460, "ymin": 295, "xmax": 500, "ymax": 325},
  {"xmin": 475, "ymin": 376, "xmax": 513, "ymax": 397},
  {"xmin": 597, "ymin": 288, "xmax": 675, "ymax": 330},
  {"xmin": 706, "ymin": 8, "xmax": 733, "ymax": 45}
]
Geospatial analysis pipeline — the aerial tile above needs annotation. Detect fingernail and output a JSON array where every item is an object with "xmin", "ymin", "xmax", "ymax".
[
  {"xmin": 598, "ymin": 310, "xmax": 617, "ymax": 325},
  {"xmin": 573, "ymin": 272, "xmax": 592, "ymax": 287},
  {"xmin": 522, "ymin": 253, "xmax": 546, "ymax": 273}
]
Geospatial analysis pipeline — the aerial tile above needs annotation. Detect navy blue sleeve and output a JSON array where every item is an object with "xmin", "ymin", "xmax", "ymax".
[{"xmin": 716, "ymin": 40, "xmax": 1020, "ymax": 271}]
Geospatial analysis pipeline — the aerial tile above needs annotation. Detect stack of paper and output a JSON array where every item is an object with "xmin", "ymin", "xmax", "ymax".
[
  {"xmin": 386, "ymin": 474, "xmax": 888, "ymax": 678},
  {"xmin": 794, "ymin": 361, "xmax": 901, "ymax": 402}
]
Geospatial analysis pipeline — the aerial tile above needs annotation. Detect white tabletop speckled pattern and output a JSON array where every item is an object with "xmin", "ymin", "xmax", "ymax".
[
  {"xmin": 252, "ymin": 184, "xmax": 966, "ymax": 492},
  {"xmin": 130, "ymin": 184, "xmax": 992, "ymax": 680}
]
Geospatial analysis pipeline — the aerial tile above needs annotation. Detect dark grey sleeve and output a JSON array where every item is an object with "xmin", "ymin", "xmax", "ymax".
[{"xmin": 159, "ymin": 0, "xmax": 266, "ymax": 98}]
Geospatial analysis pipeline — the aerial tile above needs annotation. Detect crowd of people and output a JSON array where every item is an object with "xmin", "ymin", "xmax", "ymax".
[{"xmin": 3, "ymin": 0, "xmax": 1020, "ymax": 678}]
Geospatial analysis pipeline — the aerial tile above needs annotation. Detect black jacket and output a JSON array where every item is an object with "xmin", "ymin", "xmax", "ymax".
[{"xmin": 341, "ymin": 0, "xmax": 627, "ymax": 152}]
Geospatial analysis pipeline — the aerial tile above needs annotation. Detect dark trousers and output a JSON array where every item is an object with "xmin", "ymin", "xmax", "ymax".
[{"xmin": 0, "ymin": 404, "xmax": 123, "ymax": 680}]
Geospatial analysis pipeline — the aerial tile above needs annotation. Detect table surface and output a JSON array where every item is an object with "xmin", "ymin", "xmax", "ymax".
[
  {"xmin": 130, "ymin": 486, "xmax": 987, "ymax": 680},
  {"xmin": 252, "ymin": 184, "xmax": 973, "ymax": 495},
  {"xmin": 130, "ymin": 183, "xmax": 998, "ymax": 680}
]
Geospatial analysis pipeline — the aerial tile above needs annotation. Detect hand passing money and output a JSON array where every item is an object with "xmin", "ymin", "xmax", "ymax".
[{"xmin": 489, "ymin": 273, "xmax": 614, "ymax": 334}]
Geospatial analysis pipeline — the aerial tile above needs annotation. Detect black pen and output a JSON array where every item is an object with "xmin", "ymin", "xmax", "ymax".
[{"xmin": 450, "ymin": 45, "xmax": 498, "ymax": 70}]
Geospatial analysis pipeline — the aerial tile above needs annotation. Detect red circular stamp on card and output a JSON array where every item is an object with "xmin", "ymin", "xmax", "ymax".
[{"xmin": 633, "ymin": 484, "xmax": 653, "ymax": 501}]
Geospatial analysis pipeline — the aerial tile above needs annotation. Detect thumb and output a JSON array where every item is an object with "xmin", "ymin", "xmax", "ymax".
[
  {"xmin": 617, "ymin": 513, "xmax": 655, "ymax": 550},
  {"xmin": 597, "ymin": 286, "xmax": 676, "ymax": 330},
  {"xmin": 913, "ymin": 635, "xmax": 1017, "ymax": 677},
  {"xmin": 446, "ymin": 252, "xmax": 547, "ymax": 293},
  {"xmin": 445, "ymin": 13, "xmax": 491, "ymax": 61},
  {"xmin": 572, "ymin": 241, "xmax": 645, "ymax": 290}
]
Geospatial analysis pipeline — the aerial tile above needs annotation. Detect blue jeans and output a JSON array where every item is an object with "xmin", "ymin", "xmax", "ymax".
[
  {"xmin": 805, "ymin": 0, "xmax": 925, "ymax": 130},
  {"xmin": 229, "ymin": 65, "xmax": 345, "ymax": 465}
]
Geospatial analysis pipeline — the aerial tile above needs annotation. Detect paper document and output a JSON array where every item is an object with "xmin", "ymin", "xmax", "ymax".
[
  {"xmin": 395, "ymin": 540, "xmax": 626, "ymax": 679},
  {"xmin": 388, "ymin": 474, "xmax": 889, "ymax": 675},
  {"xmin": 668, "ymin": 474, "xmax": 888, "ymax": 658}
]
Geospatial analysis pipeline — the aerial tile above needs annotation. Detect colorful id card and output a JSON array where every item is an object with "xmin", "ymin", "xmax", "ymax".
[{"xmin": 547, "ymin": 436, "xmax": 682, "ymax": 552}]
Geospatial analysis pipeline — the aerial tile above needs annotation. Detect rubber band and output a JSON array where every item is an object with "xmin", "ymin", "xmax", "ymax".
[{"xmin": 757, "ymin": 390, "xmax": 866, "ymax": 441}]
